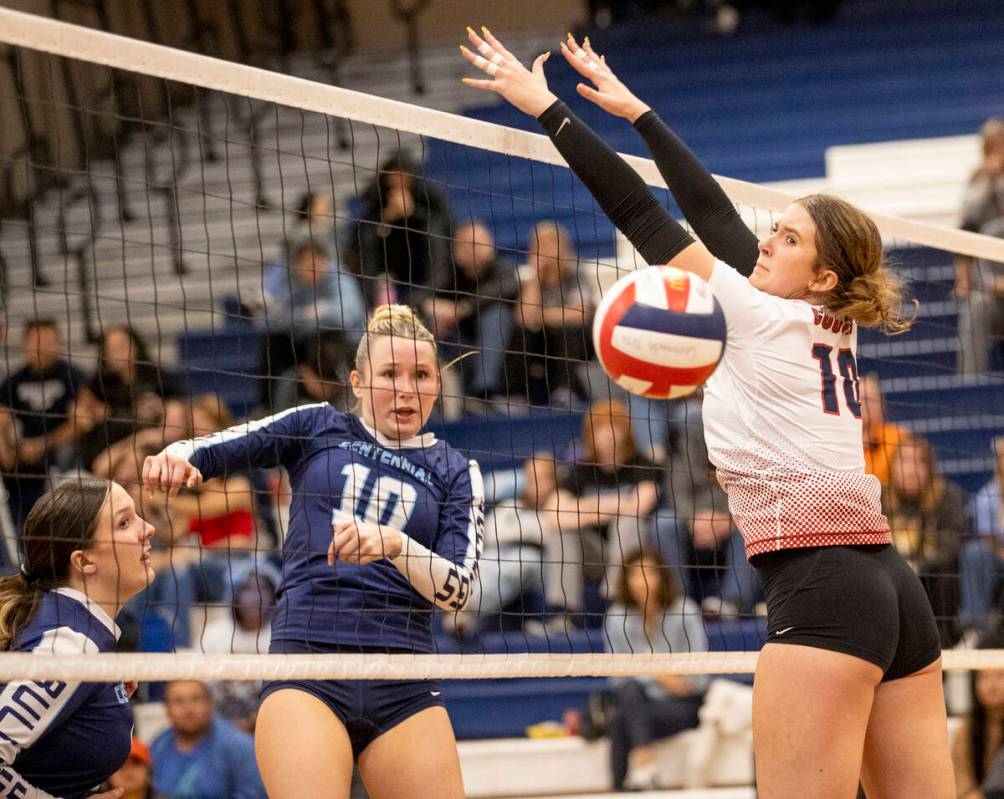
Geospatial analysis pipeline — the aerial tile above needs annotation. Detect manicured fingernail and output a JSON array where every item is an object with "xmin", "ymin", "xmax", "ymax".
[
  {"xmin": 467, "ymin": 26, "xmax": 475, "ymax": 35},
  {"xmin": 584, "ymin": 36, "xmax": 591, "ymax": 46},
  {"xmin": 481, "ymin": 25, "xmax": 490, "ymax": 35}
]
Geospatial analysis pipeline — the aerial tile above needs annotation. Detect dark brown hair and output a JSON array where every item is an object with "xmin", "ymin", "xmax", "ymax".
[
  {"xmin": 798, "ymin": 194, "xmax": 916, "ymax": 334},
  {"xmin": 613, "ymin": 547, "xmax": 678, "ymax": 613},
  {"xmin": 0, "ymin": 479, "xmax": 111, "ymax": 650}
]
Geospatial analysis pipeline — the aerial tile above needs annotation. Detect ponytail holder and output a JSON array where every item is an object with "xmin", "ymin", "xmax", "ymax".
[{"xmin": 19, "ymin": 565, "xmax": 36, "ymax": 584}]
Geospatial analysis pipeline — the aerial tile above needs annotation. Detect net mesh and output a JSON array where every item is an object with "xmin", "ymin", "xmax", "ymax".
[{"xmin": 0, "ymin": 7, "xmax": 1002, "ymax": 686}]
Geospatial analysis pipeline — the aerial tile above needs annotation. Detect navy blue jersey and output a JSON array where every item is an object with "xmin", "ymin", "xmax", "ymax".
[
  {"xmin": 166, "ymin": 404, "xmax": 484, "ymax": 652},
  {"xmin": 0, "ymin": 588, "xmax": 133, "ymax": 799}
]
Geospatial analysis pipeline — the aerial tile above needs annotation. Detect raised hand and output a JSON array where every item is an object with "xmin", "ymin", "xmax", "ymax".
[
  {"xmin": 142, "ymin": 451, "xmax": 203, "ymax": 499},
  {"xmin": 459, "ymin": 26, "xmax": 557, "ymax": 118},
  {"xmin": 560, "ymin": 34, "xmax": 650, "ymax": 123}
]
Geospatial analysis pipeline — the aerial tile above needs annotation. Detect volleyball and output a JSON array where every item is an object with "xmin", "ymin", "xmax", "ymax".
[{"xmin": 592, "ymin": 266, "xmax": 727, "ymax": 399}]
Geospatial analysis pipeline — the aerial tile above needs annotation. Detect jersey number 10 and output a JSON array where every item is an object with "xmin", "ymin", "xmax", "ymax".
[
  {"xmin": 332, "ymin": 463, "xmax": 418, "ymax": 530},
  {"xmin": 811, "ymin": 344, "xmax": 861, "ymax": 418}
]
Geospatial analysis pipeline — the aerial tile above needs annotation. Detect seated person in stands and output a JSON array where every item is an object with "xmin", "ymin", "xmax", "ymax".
[
  {"xmin": 957, "ymin": 118, "xmax": 1004, "ymax": 375},
  {"xmin": 0, "ymin": 317, "xmax": 83, "ymax": 535},
  {"xmin": 884, "ymin": 436, "xmax": 967, "ymax": 645},
  {"xmin": 421, "ymin": 221, "xmax": 519, "ymax": 400},
  {"xmin": 272, "ymin": 334, "xmax": 353, "ymax": 413},
  {"xmin": 259, "ymin": 237, "xmax": 366, "ymax": 410},
  {"xmin": 73, "ymin": 324, "xmax": 184, "ymax": 471},
  {"xmin": 287, "ymin": 189, "xmax": 341, "ymax": 263},
  {"xmin": 164, "ymin": 396, "xmax": 258, "ymax": 606},
  {"xmin": 961, "ymin": 436, "xmax": 1004, "ymax": 634},
  {"xmin": 151, "ymin": 680, "xmax": 266, "ymax": 799},
  {"xmin": 453, "ymin": 453, "xmax": 559, "ymax": 636},
  {"xmin": 860, "ymin": 372, "xmax": 908, "ymax": 487},
  {"xmin": 953, "ymin": 633, "xmax": 1004, "ymax": 799},
  {"xmin": 553, "ymin": 400, "xmax": 662, "ymax": 619},
  {"xmin": 652, "ymin": 499, "xmax": 761, "ymax": 619},
  {"xmin": 348, "ymin": 151, "xmax": 452, "ymax": 306},
  {"xmin": 506, "ymin": 221, "xmax": 594, "ymax": 406},
  {"xmin": 198, "ymin": 559, "xmax": 279, "ymax": 734},
  {"xmin": 604, "ymin": 548, "xmax": 707, "ymax": 792}
]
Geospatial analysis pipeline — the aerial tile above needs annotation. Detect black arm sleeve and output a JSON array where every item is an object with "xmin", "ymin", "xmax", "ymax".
[
  {"xmin": 537, "ymin": 100, "xmax": 693, "ymax": 266},
  {"xmin": 634, "ymin": 111, "xmax": 759, "ymax": 276}
]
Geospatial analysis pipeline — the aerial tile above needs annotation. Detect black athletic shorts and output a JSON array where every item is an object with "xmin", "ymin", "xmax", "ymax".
[
  {"xmin": 751, "ymin": 544, "xmax": 941, "ymax": 681},
  {"xmin": 262, "ymin": 640, "xmax": 446, "ymax": 759}
]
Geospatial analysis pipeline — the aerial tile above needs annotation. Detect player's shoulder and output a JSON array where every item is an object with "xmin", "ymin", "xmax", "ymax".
[
  {"xmin": 419, "ymin": 437, "xmax": 481, "ymax": 491},
  {"xmin": 16, "ymin": 592, "xmax": 110, "ymax": 655}
]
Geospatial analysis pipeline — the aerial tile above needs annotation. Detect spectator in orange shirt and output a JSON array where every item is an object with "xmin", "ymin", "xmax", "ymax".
[{"xmin": 860, "ymin": 373, "xmax": 908, "ymax": 486}]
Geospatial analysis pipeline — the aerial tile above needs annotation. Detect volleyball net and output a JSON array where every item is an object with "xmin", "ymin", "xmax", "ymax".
[{"xmin": 1, "ymin": 7, "xmax": 1003, "ymax": 683}]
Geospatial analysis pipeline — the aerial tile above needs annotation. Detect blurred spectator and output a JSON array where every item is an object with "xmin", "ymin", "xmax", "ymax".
[
  {"xmin": 860, "ymin": 373, "xmax": 908, "ymax": 487},
  {"xmin": 604, "ymin": 548, "xmax": 707, "ymax": 791},
  {"xmin": 104, "ymin": 737, "xmax": 154, "ymax": 799},
  {"xmin": 287, "ymin": 189, "xmax": 341, "ymax": 263},
  {"xmin": 455, "ymin": 453, "xmax": 559, "ymax": 636},
  {"xmin": 961, "ymin": 436, "xmax": 1004, "ymax": 633},
  {"xmin": 259, "ymin": 237, "xmax": 366, "ymax": 410},
  {"xmin": 884, "ymin": 437, "xmax": 966, "ymax": 646},
  {"xmin": 506, "ymin": 222, "xmax": 595, "ymax": 407},
  {"xmin": 272, "ymin": 334, "xmax": 353, "ymax": 413},
  {"xmin": 957, "ymin": 119, "xmax": 1004, "ymax": 375},
  {"xmin": 651, "ymin": 500, "xmax": 760, "ymax": 619},
  {"xmin": 0, "ymin": 318, "xmax": 83, "ymax": 533},
  {"xmin": 200, "ymin": 558, "xmax": 278, "ymax": 654},
  {"xmin": 198, "ymin": 560, "xmax": 279, "ymax": 735},
  {"xmin": 348, "ymin": 152, "xmax": 451, "ymax": 306},
  {"xmin": 151, "ymin": 680, "xmax": 266, "ymax": 799},
  {"xmin": 74, "ymin": 325, "xmax": 183, "ymax": 471},
  {"xmin": 165, "ymin": 396, "xmax": 257, "ymax": 606},
  {"xmin": 421, "ymin": 221, "xmax": 519, "ymax": 400},
  {"xmin": 953, "ymin": 634, "xmax": 1004, "ymax": 799},
  {"xmin": 553, "ymin": 400, "xmax": 662, "ymax": 616}
]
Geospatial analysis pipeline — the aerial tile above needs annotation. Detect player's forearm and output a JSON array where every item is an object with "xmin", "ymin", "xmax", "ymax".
[
  {"xmin": 536, "ymin": 100, "xmax": 694, "ymax": 266},
  {"xmin": 633, "ymin": 111, "xmax": 759, "ymax": 277},
  {"xmin": 390, "ymin": 534, "xmax": 478, "ymax": 611}
]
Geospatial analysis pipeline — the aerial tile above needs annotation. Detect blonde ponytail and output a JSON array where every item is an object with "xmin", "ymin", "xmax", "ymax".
[{"xmin": 826, "ymin": 266, "xmax": 918, "ymax": 335}]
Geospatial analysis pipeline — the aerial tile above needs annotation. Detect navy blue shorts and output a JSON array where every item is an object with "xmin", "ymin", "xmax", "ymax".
[
  {"xmin": 261, "ymin": 641, "xmax": 446, "ymax": 760},
  {"xmin": 752, "ymin": 544, "xmax": 941, "ymax": 681}
]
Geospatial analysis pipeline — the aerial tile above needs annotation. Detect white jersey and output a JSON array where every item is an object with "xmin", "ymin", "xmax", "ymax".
[{"xmin": 703, "ymin": 261, "xmax": 890, "ymax": 558}]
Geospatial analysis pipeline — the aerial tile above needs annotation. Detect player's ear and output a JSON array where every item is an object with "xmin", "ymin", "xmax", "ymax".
[
  {"xmin": 810, "ymin": 266, "xmax": 839, "ymax": 294},
  {"xmin": 349, "ymin": 369, "xmax": 364, "ymax": 401},
  {"xmin": 70, "ymin": 549, "xmax": 98, "ymax": 577}
]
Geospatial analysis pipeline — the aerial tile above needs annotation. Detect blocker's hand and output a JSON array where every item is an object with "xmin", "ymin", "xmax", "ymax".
[
  {"xmin": 328, "ymin": 517, "xmax": 403, "ymax": 566},
  {"xmin": 460, "ymin": 26, "xmax": 558, "ymax": 118},
  {"xmin": 559, "ymin": 34, "xmax": 650, "ymax": 124}
]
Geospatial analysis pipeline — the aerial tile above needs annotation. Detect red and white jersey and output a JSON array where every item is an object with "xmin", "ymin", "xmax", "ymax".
[{"xmin": 702, "ymin": 261, "xmax": 890, "ymax": 558}]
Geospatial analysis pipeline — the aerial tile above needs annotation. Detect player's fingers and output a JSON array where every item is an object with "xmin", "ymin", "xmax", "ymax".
[
  {"xmin": 186, "ymin": 467, "xmax": 203, "ymax": 489},
  {"xmin": 461, "ymin": 77, "xmax": 499, "ymax": 92},
  {"xmin": 530, "ymin": 51, "xmax": 551, "ymax": 78},
  {"xmin": 559, "ymin": 42, "xmax": 596, "ymax": 80},
  {"xmin": 480, "ymin": 26, "xmax": 516, "ymax": 61},
  {"xmin": 327, "ymin": 537, "xmax": 337, "ymax": 566},
  {"xmin": 576, "ymin": 83, "xmax": 605, "ymax": 102},
  {"xmin": 167, "ymin": 461, "xmax": 188, "ymax": 498},
  {"xmin": 465, "ymin": 26, "xmax": 501, "ymax": 63},
  {"xmin": 142, "ymin": 456, "xmax": 158, "ymax": 497},
  {"xmin": 581, "ymin": 35, "xmax": 603, "ymax": 64},
  {"xmin": 459, "ymin": 45, "xmax": 503, "ymax": 77}
]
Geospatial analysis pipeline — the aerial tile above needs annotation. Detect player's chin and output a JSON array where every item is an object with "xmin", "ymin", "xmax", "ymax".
[{"xmin": 386, "ymin": 411, "xmax": 420, "ymax": 437}]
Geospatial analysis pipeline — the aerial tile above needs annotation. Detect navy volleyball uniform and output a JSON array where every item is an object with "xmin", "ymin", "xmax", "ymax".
[
  {"xmin": 165, "ymin": 404, "xmax": 484, "ymax": 755},
  {"xmin": 0, "ymin": 588, "xmax": 133, "ymax": 799}
]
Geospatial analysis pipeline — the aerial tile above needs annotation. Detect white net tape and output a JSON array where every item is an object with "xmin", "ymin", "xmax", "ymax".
[{"xmin": 0, "ymin": 649, "xmax": 997, "ymax": 683}]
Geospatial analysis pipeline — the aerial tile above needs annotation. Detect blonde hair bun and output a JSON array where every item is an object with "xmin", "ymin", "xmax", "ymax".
[{"xmin": 354, "ymin": 304, "xmax": 437, "ymax": 374}]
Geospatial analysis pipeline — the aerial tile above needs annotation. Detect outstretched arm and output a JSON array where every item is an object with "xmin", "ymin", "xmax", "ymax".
[
  {"xmin": 460, "ymin": 27, "xmax": 713, "ymax": 279},
  {"xmin": 561, "ymin": 35, "xmax": 759, "ymax": 276}
]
